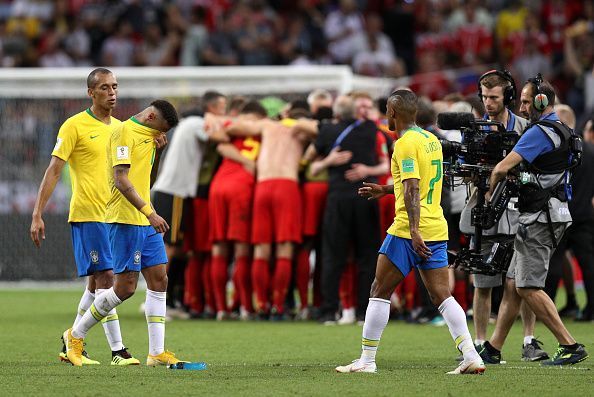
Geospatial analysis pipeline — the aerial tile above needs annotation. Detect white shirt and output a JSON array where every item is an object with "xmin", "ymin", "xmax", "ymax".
[{"xmin": 152, "ymin": 116, "xmax": 209, "ymax": 198}]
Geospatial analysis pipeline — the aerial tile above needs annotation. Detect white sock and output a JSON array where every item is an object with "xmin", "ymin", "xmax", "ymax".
[
  {"xmin": 524, "ymin": 335, "xmax": 534, "ymax": 346},
  {"xmin": 73, "ymin": 289, "xmax": 95, "ymax": 329},
  {"xmin": 439, "ymin": 296, "xmax": 480, "ymax": 362},
  {"xmin": 72, "ymin": 287, "xmax": 122, "ymax": 339},
  {"xmin": 474, "ymin": 338, "xmax": 485, "ymax": 346},
  {"xmin": 359, "ymin": 298, "xmax": 390, "ymax": 364},
  {"xmin": 145, "ymin": 289, "xmax": 166, "ymax": 356},
  {"xmin": 96, "ymin": 289, "xmax": 124, "ymax": 351}
]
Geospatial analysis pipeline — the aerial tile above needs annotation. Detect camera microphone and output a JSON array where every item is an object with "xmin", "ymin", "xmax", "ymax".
[{"xmin": 437, "ymin": 112, "xmax": 475, "ymax": 130}]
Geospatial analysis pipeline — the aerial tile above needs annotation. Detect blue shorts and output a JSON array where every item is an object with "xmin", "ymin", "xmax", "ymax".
[
  {"xmin": 108, "ymin": 224, "xmax": 168, "ymax": 274},
  {"xmin": 70, "ymin": 222, "xmax": 113, "ymax": 277},
  {"xmin": 379, "ymin": 234, "xmax": 448, "ymax": 277}
]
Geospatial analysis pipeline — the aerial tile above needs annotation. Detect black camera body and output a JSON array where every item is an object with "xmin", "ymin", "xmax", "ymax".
[{"xmin": 437, "ymin": 112, "xmax": 520, "ymax": 275}]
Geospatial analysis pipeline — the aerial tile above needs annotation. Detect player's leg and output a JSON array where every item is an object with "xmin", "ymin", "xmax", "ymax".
[
  {"xmin": 252, "ymin": 243, "xmax": 272, "ymax": 316},
  {"xmin": 417, "ymin": 241, "xmax": 484, "ymax": 374},
  {"xmin": 335, "ymin": 252, "xmax": 405, "ymax": 373},
  {"xmin": 519, "ymin": 300, "xmax": 549, "ymax": 361},
  {"xmin": 211, "ymin": 242, "xmax": 230, "ymax": 319},
  {"xmin": 513, "ymin": 222, "xmax": 587, "ymax": 365},
  {"xmin": 251, "ymin": 181, "xmax": 274, "ymax": 317},
  {"xmin": 141, "ymin": 226, "xmax": 189, "ymax": 366},
  {"xmin": 271, "ymin": 241, "xmax": 294, "ymax": 318},
  {"xmin": 228, "ymin": 183, "xmax": 255, "ymax": 319},
  {"xmin": 472, "ymin": 287, "xmax": 492, "ymax": 346},
  {"xmin": 234, "ymin": 241, "xmax": 253, "ymax": 319}
]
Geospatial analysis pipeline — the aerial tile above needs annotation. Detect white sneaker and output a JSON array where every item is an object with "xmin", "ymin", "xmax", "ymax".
[
  {"xmin": 338, "ymin": 308, "xmax": 356, "ymax": 325},
  {"xmin": 167, "ymin": 307, "xmax": 190, "ymax": 320},
  {"xmin": 335, "ymin": 359, "xmax": 377, "ymax": 373},
  {"xmin": 446, "ymin": 358, "xmax": 486, "ymax": 375}
]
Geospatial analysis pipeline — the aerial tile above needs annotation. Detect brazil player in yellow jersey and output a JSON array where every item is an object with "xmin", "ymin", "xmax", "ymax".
[
  {"xmin": 64, "ymin": 100, "xmax": 191, "ymax": 368},
  {"xmin": 335, "ymin": 90, "xmax": 485, "ymax": 375},
  {"xmin": 30, "ymin": 68, "xmax": 140, "ymax": 366}
]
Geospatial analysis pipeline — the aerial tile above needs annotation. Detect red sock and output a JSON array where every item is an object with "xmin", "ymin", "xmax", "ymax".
[
  {"xmin": 233, "ymin": 256, "xmax": 253, "ymax": 312},
  {"xmin": 184, "ymin": 256, "xmax": 203, "ymax": 313},
  {"xmin": 453, "ymin": 279, "xmax": 468, "ymax": 312},
  {"xmin": 272, "ymin": 258, "xmax": 292, "ymax": 314},
  {"xmin": 252, "ymin": 258, "xmax": 270, "ymax": 312},
  {"xmin": 210, "ymin": 255, "xmax": 228, "ymax": 313},
  {"xmin": 402, "ymin": 273, "xmax": 417, "ymax": 311},
  {"xmin": 201, "ymin": 255, "xmax": 214, "ymax": 312},
  {"xmin": 296, "ymin": 249, "xmax": 310, "ymax": 309},
  {"xmin": 340, "ymin": 263, "xmax": 355, "ymax": 309}
]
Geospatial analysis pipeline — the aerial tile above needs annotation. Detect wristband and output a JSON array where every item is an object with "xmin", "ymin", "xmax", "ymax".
[{"xmin": 140, "ymin": 204, "xmax": 154, "ymax": 217}]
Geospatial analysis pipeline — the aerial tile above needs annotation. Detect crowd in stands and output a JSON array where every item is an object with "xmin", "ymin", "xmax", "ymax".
[{"xmin": 1, "ymin": 0, "xmax": 593, "ymax": 106}]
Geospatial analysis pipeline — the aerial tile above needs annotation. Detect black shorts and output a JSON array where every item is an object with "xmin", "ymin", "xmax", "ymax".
[{"xmin": 152, "ymin": 191, "xmax": 188, "ymax": 246}]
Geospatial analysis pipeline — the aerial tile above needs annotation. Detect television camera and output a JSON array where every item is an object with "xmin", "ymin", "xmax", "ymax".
[{"xmin": 437, "ymin": 112, "xmax": 520, "ymax": 276}]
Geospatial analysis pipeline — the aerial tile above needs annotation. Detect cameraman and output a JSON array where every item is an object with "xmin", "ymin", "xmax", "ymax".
[
  {"xmin": 479, "ymin": 76, "xmax": 588, "ymax": 366},
  {"xmin": 459, "ymin": 70, "xmax": 547, "ymax": 361}
]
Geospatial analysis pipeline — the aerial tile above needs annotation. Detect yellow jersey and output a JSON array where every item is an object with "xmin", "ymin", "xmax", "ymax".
[
  {"xmin": 106, "ymin": 117, "xmax": 160, "ymax": 226},
  {"xmin": 387, "ymin": 126, "xmax": 448, "ymax": 241},
  {"xmin": 51, "ymin": 109, "xmax": 121, "ymax": 223}
]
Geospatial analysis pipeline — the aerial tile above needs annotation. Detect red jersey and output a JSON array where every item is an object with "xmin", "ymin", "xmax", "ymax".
[{"xmin": 214, "ymin": 136, "xmax": 261, "ymax": 182}]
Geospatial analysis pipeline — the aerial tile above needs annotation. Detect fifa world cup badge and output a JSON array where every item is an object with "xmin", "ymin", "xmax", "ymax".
[
  {"xmin": 134, "ymin": 251, "xmax": 141, "ymax": 265},
  {"xmin": 90, "ymin": 250, "xmax": 99, "ymax": 264}
]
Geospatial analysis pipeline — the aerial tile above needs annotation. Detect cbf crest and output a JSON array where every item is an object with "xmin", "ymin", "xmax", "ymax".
[
  {"xmin": 134, "ymin": 250, "xmax": 141, "ymax": 265},
  {"xmin": 90, "ymin": 250, "xmax": 99, "ymax": 264}
]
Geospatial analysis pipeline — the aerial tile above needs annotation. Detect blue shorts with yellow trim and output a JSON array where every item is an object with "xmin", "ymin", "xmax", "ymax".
[
  {"xmin": 108, "ymin": 224, "xmax": 168, "ymax": 274},
  {"xmin": 379, "ymin": 234, "xmax": 448, "ymax": 277},
  {"xmin": 71, "ymin": 222, "xmax": 113, "ymax": 277}
]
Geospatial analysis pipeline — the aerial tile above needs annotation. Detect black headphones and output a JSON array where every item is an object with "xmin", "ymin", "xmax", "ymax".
[
  {"xmin": 477, "ymin": 69, "xmax": 517, "ymax": 107},
  {"xmin": 527, "ymin": 73, "xmax": 549, "ymax": 112}
]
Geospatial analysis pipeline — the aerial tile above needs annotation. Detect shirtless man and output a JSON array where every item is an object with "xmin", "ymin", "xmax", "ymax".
[{"xmin": 225, "ymin": 102, "xmax": 317, "ymax": 319}]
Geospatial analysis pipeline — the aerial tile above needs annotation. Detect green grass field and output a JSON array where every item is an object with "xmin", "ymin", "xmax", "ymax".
[{"xmin": 1, "ymin": 289, "xmax": 592, "ymax": 396}]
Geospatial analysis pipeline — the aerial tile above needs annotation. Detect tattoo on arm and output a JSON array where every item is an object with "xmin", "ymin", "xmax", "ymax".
[{"xmin": 403, "ymin": 179, "xmax": 421, "ymax": 234}]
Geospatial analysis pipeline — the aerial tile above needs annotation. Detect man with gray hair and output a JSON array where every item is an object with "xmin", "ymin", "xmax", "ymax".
[{"xmin": 309, "ymin": 95, "xmax": 388, "ymax": 325}]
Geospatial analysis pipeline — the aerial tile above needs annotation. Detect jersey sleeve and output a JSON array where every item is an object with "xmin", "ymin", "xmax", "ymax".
[
  {"xmin": 51, "ymin": 119, "xmax": 78, "ymax": 161},
  {"xmin": 512, "ymin": 125, "xmax": 554, "ymax": 163},
  {"xmin": 111, "ymin": 124, "xmax": 133, "ymax": 166},
  {"xmin": 394, "ymin": 138, "xmax": 420, "ymax": 180}
]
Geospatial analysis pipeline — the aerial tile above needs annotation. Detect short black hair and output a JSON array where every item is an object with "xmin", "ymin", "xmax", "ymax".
[
  {"xmin": 240, "ymin": 100, "xmax": 268, "ymax": 118},
  {"xmin": 151, "ymin": 100, "xmax": 179, "ymax": 129},
  {"xmin": 389, "ymin": 89, "xmax": 418, "ymax": 119},
  {"xmin": 288, "ymin": 99, "xmax": 311, "ymax": 119},
  {"xmin": 87, "ymin": 67, "xmax": 112, "ymax": 88},
  {"xmin": 416, "ymin": 97, "xmax": 436, "ymax": 128},
  {"xmin": 376, "ymin": 97, "xmax": 388, "ymax": 115},
  {"xmin": 203, "ymin": 90, "xmax": 225, "ymax": 107}
]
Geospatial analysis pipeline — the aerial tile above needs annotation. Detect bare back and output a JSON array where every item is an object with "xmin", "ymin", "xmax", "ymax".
[{"xmin": 257, "ymin": 120, "xmax": 305, "ymax": 181}]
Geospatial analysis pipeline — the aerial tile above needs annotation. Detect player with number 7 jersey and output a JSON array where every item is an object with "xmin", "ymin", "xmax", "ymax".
[{"xmin": 388, "ymin": 125, "xmax": 448, "ymax": 241}]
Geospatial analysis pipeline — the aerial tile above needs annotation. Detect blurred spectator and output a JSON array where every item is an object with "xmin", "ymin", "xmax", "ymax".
[
  {"xmin": 446, "ymin": 0, "xmax": 493, "ymax": 33},
  {"xmin": 449, "ymin": 1, "xmax": 493, "ymax": 66},
  {"xmin": 324, "ymin": 0, "xmax": 364, "ymax": 63},
  {"xmin": 101, "ymin": 20, "xmax": 136, "ymax": 66},
  {"xmin": 583, "ymin": 116, "xmax": 594, "ymax": 144},
  {"xmin": 495, "ymin": 1, "xmax": 528, "ymax": 62},
  {"xmin": 201, "ymin": 13, "xmax": 239, "ymax": 66},
  {"xmin": 351, "ymin": 13, "xmax": 404, "ymax": 77},
  {"xmin": 63, "ymin": 16, "xmax": 91, "ymax": 66},
  {"xmin": 39, "ymin": 30, "xmax": 73, "ymax": 67},
  {"xmin": 541, "ymin": 0, "xmax": 583, "ymax": 64},
  {"xmin": 180, "ymin": 6, "xmax": 208, "ymax": 66},
  {"xmin": 563, "ymin": 18, "xmax": 594, "ymax": 117},
  {"xmin": 136, "ymin": 23, "xmax": 180, "ymax": 66}
]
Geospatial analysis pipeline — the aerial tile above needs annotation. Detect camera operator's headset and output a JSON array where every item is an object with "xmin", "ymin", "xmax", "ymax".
[
  {"xmin": 477, "ymin": 69, "xmax": 516, "ymax": 107},
  {"xmin": 527, "ymin": 73, "xmax": 549, "ymax": 112}
]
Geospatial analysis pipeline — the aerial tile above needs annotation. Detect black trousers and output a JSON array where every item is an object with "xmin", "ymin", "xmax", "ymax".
[
  {"xmin": 545, "ymin": 219, "xmax": 594, "ymax": 312},
  {"xmin": 321, "ymin": 193, "xmax": 380, "ymax": 318}
]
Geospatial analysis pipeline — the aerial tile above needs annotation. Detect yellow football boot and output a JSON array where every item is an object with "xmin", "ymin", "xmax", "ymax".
[
  {"xmin": 63, "ymin": 328, "xmax": 84, "ymax": 367},
  {"xmin": 146, "ymin": 350, "xmax": 187, "ymax": 367}
]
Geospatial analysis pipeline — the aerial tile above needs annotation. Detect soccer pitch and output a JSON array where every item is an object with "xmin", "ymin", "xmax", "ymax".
[{"xmin": 1, "ymin": 289, "xmax": 592, "ymax": 396}]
